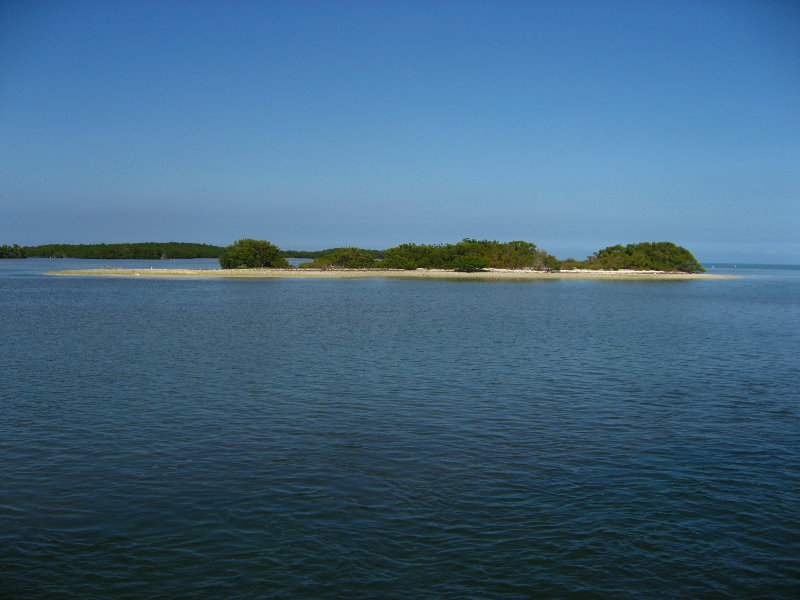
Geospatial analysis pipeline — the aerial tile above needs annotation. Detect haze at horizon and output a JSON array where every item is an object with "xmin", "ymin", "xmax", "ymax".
[{"xmin": 1, "ymin": 1, "xmax": 798, "ymax": 263}]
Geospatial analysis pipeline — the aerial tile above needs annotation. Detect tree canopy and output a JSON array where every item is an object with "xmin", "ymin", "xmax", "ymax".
[
  {"xmin": 562, "ymin": 242, "xmax": 705, "ymax": 272},
  {"xmin": 380, "ymin": 239, "xmax": 561, "ymax": 271},
  {"xmin": 0, "ymin": 244, "xmax": 27, "ymax": 258},
  {"xmin": 283, "ymin": 247, "xmax": 386, "ymax": 260},
  {"xmin": 218, "ymin": 239, "xmax": 289, "ymax": 269},
  {"xmin": 299, "ymin": 247, "xmax": 377, "ymax": 269}
]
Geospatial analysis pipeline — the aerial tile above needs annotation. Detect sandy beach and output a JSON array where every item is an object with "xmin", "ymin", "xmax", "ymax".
[{"xmin": 46, "ymin": 268, "xmax": 735, "ymax": 280}]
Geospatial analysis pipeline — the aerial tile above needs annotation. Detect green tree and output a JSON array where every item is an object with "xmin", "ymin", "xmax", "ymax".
[{"xmin": 218, "ymin": 239, "xmax": 289, "ymax": 269}]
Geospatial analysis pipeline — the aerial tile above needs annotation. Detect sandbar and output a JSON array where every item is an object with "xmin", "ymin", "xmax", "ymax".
[{"xmin": 46, "ymin": 268, "xmax": 735, "ymax": 280}]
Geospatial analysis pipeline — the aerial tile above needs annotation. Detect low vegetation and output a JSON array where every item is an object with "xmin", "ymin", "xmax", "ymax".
[
  {"xmin": 561, "ymin": 242, "xmax": 705, "ymax": 272},
  {"xmin": 284, "ymin": 248, "xmax": 386, "ymax": 260},
  {"xmin": 299, "ymin": 247, "xmax": 377, "ymax": 269}
]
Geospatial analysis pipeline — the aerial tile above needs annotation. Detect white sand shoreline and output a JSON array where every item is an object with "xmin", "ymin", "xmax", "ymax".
[{"xmin": 46, "ymin": 267, "xmax": 735, "ymax": 280}]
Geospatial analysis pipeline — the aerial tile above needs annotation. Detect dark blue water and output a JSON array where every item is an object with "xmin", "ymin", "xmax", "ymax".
[{"xmin": 2, "ymin": 259, "xmax": 799, "ymax": 598}]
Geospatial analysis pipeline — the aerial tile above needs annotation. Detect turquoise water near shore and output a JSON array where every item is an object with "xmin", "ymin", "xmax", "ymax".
[{"xmin": 2, "ymin": 259, "xmax": 799, "ymax": 598}]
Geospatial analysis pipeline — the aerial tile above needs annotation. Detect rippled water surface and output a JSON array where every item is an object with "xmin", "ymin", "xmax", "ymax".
[{"xmin": 2, "ymin": 260, "xmax": 799, "ymax": 598}]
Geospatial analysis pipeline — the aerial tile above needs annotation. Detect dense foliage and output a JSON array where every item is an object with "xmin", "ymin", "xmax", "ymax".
[
  {"xmin": 381, "ymin": 239, "xmax": 561, "ymax": 271},
  {"xmin": 451, "ymin": 255, "xmax": 490, "ymax": 272},
  {"xmin": 562, "ymin": 242, "xmax": 705, "ymax": 272},
  {"xmin": 0, "ymin": 244, "xmax": 27, "ymax": 258},
  {"xmin": 218, "ymin": 239, "xmax": 289, "ymax": 269},
  {"xmin": 284, "ymin": 248, "xmax": 386, "ymax": 260},
  {"xmin": 23, "ymin": 242, "xmax": 224, "ymax": 259},
  {"xmin": 299, "ymin": 247, "xmax": 377, "ymax": 269}
]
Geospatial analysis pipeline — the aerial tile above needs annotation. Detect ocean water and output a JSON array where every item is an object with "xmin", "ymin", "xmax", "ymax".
[{"xmin": 2, "ymin": 259, "xmax": 799, "ymax": 599}]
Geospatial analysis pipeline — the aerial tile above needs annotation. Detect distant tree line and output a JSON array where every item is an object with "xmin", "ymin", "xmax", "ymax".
[
  {"xmin": 0, "ymin": 244, "xmax": 27, "ymax": 258},
  {"xmin": 561, "ymin": 242, "xmax": 705, "ymax": 272},
  {"xmin": 6, "ymin": 241, "xmax": 391, "ymax": 261},
  {"xmin": 22, "ymin": 242, "xmax": 226, "ymax": 259}
]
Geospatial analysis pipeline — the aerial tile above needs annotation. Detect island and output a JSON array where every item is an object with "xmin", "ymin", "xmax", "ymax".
[{"xmin": 45, "ymin": 239, "xmax": 734, "ymax": 280}]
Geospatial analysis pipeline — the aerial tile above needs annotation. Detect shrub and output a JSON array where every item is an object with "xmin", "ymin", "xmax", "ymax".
[
  {"xmin": 300, "ymin": 247, "xmax": 376, "ymax": 269},
  {"xmin": 451, "ymin": 255, "xmax": 489, "ymax": 272}
]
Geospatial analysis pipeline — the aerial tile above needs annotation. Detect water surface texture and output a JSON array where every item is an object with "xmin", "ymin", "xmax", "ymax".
[{"xmin": 2, "ymin": 260, "xmax": 799, "ymax": 598}]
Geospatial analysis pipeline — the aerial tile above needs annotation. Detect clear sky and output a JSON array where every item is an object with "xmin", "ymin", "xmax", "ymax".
[{"xmin": 1, "ymin": 1, "xmax": 798, "ymax": 262}]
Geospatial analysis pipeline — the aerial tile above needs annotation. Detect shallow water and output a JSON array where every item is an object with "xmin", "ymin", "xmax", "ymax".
[{"xmin": 2, "ymin": 259, "xmax": 799, "ymax": 598}]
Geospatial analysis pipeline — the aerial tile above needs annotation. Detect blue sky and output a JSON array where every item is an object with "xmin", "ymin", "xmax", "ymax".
[{"xmin": 1, "ymin": 1, "xmax": 798, "ymax": 262}]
